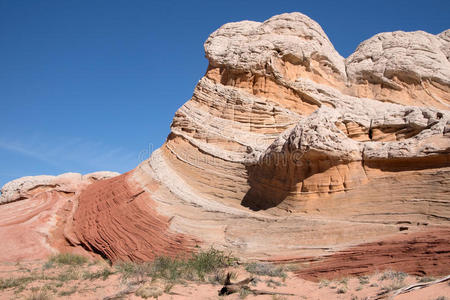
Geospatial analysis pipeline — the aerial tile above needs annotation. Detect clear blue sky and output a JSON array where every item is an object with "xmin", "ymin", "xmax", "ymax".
[{"xmin": 1, "ymin": 0, "xmax": 449, "ymax": 187}]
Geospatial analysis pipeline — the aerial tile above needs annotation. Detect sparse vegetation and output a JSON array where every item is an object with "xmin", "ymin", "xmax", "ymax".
[
  {"xmin": 380, "ymin": 279, "xmax": 406, "ymax": 293},
  {"xmin": 358, "ymin": 275, "xmax": 369, "ymax": 285},
  {"xmin": 26, "ymin": 289, "xmax": 52, "ymax": 300},
  {"xmin": 338, "ymin": 277, "xmax": 348, "ymax": 287},
  {"xmin": 0, "ymin": 276, "xmax": 34, "ymax": 290},
  {"xmin": 58, "ymin": 286, "xmax": 78, "ymax": 296},
  {"xmin": 0, "ymin": 250, "xmax": 440, "ymax": 299},
  {"xmin": 417, "ymin": 276, "xmax": 435, "ymax": 283},
  {"xmin": 245, "ymin": 262, "xmax": 286, "ymax": 278},
  {"xmin": 115, "ymin": 247, "xmax": 237, "ymax": 284},
  {"xmin": 0, "ymin": 248, "xmax": 238, "ymax": 299},
  {"xmin": 377, "ymin": 270, "xmax": 407, "ymax": 293},
  {"xmin": 265, "ymin": 278, "xmax": 282, "ymax": 287},
  {"xmin": 238, "ymin": 287, "xmax": 251, "ymax": 299},
  {"xmin": 378, "ymin": 270, "xmax": 407, "ymax": 281},
  {"xmin": 135, "ymin": 282, "xmax": 163, "ymax": 299},
  {"xmin": 115, "ymin": 261, "xmax": 152, "ymax": 283},
  {"xmin": 163, "ymin": 282, "xmax": 174, "ymax": 293},
  {"xmin": 83, "ymin": 266, "xmax": 115, "ymax": 280},
  {"xmin": 47, "ymin": 253, "xmax": 88, "ymax": 267},
  {"xmin": 319, "ymin": 279, "xmax": 330, "ymax": 288},
  {"xmin": 55, "ymin": 267, "xmax": 81, "ymax": 282}
]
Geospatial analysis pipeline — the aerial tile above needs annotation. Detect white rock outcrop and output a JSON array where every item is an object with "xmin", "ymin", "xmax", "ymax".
[{"xmin": 0, "ymin": 171, "xmax": 119, "ymax": 204}]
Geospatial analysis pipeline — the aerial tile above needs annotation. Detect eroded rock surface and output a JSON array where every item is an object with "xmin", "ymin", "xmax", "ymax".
[
  {"xmin": 1, "ymin": 12, "xmax": 449, "ymax": 277},
  {"xmin": 0, "ymin": 172, "xmax": 119, "ymax": 262}
]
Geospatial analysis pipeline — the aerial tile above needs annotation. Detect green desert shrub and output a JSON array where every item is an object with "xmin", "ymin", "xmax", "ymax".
[
  {"xmin": 418, "ymin": 276, "xmax": 435, "ymax": 283},
  {"xmin": 48, "ymin": 253, "xmax": 88, "ymax": 267},
  {"xmin": 358, "ymin": 275, "xmax": 370, "ymax": 285},
  {"xmin": 115, "ymin": 261, "xmax": 153, "ymax": 283},
  {"xmin": 83, "ymin": 267, "xmax": 115, "ymax": 280},
  {"xmin": 116, "ymin": 248, "xmax": 236, "ymax": 283},
  {"xmin": 186, "ymin": 248, "xmax": 236, "ymax": 280},
  {"xmin": 378, "ymin": 270, "xmax": 407, "ymax": 281}
]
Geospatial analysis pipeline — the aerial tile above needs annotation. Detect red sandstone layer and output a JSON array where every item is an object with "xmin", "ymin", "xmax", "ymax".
[
  {"xmin": 69, "ymin": 172, "xmax": 196, "ymax": 262},
  {"xmin": 291, "ymin": 228, "xmax": 450, "ymax": 281}
]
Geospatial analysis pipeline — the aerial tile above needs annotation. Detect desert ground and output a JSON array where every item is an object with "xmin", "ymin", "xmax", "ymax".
[{"xmin": 0, "ymin": 251, "xmax": 449, "ymax": 300}]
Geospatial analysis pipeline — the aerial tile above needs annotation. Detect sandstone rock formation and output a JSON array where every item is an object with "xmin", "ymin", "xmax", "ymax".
[
  {"xmin": 1, "ymin": 12, "xmax": 449, "ymax": 278},
  {"xmin": 0, "ymin": 172, "xmax": 119, "ymax": 261}
]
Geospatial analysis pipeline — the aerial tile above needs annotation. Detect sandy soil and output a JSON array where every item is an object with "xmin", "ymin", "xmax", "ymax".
[{"xmin": 0, "ymin": 259, "xmax": 448, "ymax": 300}]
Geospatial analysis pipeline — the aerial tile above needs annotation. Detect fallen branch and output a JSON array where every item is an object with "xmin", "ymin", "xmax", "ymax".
[
  {"xmin": 372, "ymin": 274, "xmax": 450, "ymax": 300},
  {"xmin": 392, "ymin": 275, "xmax": 450, "ymax": 297},
  {"xmin": 218, "ymin": 272, "xmax": 295, "ymax": 297}
]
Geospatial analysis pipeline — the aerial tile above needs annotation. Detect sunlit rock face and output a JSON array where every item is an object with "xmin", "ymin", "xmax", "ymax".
[
  {"xmin": 1, "ymin": 12, "xmax": 449, "ymax": 278},
  {"xmin": 164, "ymin": 12, "xmax": 450, "ymax": 211}
]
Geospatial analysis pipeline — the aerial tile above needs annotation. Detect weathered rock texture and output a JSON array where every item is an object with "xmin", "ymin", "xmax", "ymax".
[
  {"xmin": 0, "ymin": 172, "xmax": 119, "ymax": 262},
  {"xmin": 1, "ymin": 12, "xmax": 449, "ymax": 277},
  {"xmin": 69, "ymin": 172, "xmax": 196, "ymax": 262},
  {"xmin": 291, "ymin": 227, "xmax": 450, "ymax": 281}
]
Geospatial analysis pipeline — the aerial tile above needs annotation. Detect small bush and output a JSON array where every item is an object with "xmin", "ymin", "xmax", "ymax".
[
  {"xmin": 187, "ymin": 248, "xmax": 236, "ymax": 280},
  {"xmin": 336, "ymin": 287, "xmax": 347, "ymax": 294},
  {"xmin": 135, "ymin": 283, "xmax": 163, "ymax": 299},
  {"xmin": 339, "ymin": 277, "xmax": 348, "ymax": 286},
  {"xmin": 435, "ymin": 297, "xmax": 448, "ymax": 300},
  {"xmin": 58, "ymin": 286, "xmax": 78, "ymax": 296},
  {"xmin": 381, "ymin": 279, "xmax": 405, "ymax": 292},
  {"xmin": 378, "ymin": 270, "xmax": 407, "ymax": 281},
  {"xmin": 245, "ymin": 262, "xmax": 286, "ymax": 278},
  {"xmin": 358, "ymin": 275, "xmax": 369, "ymax": 285},
  {"xmin": 48, "ymin": 253, "xmax": 88, "ymax": 266},
  {"xmin": 26, "ymin": 289, "xmax": 52, "ymax": 300},
  {"xmin": 56, "ymin": 268, "xmax": 80, "ymax": 282},
  {"xmin": 266, "ymin": 278, "xmax": 281, "ymax": 287},
  {"xmin": 418, "ymin": 276, "xmax": 435, "ymax": 283},
  {"xmin": 151, "ymin": 257, "xmax": 184, "ymax": 281},
  {"xmin": 83, "ymin": 267, "xmax": 115, "ymax": 280},
  {"xmin": 319, "ymin": 279, "xmax": 330, "ymax": 288},
  {"xmin": 115, "ymin": 261, "xmax": 152, "ymax": 283}
]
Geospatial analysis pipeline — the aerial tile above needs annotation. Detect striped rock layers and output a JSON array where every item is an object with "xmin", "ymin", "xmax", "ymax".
[{"xmin": 1, "ymin": 12, "xmax": 449, "ymax": 277}]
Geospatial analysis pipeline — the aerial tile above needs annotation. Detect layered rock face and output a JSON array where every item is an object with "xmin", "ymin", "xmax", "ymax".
[
  {"xmin": 0, "ymin": 172, "xmax": 119, "ymax": 261},
  {"xmin": 164, "ymin": 12, "xmax": 449, "ymax": 211},
  {"xmin": 1, "ymin": 12, "xmax": 449, "ymax": 277}
]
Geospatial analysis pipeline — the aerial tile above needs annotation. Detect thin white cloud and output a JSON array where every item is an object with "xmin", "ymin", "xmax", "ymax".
[{"xmin": 0, "ymin": 134, "xmax": 138, "ymax": 173}]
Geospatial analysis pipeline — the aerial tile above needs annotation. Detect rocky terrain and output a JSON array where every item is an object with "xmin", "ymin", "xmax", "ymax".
[{"xmin": 0, "ymin": 12, "xmax": 449, "ymax": 299}]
